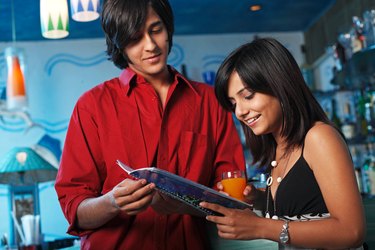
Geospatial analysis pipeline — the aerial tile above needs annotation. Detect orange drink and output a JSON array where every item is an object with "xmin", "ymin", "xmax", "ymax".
[{"xmin": 221, "ymin": 170, "xmax": 247, "ymax": 201}]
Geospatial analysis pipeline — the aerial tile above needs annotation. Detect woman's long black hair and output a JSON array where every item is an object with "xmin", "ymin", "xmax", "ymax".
[{"xmin": 215, "ymin": 38, "xmax": 331, "ymax": 170}]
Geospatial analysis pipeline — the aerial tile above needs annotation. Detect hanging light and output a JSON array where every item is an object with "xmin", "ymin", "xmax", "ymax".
[
  {"xmin": 70, "ymin": 0, "xmax": 100, "ymax": 22},
  {"xmin": 4, "ymin": 47, "xmax": 27, "ymax": 110},
  {"xmin": 40, "ymin": 0, "xmax": 69, "ymax": 39},
  {"xmin": 3, "ymin": 0, "xmax": 27, "ymax": 110}
]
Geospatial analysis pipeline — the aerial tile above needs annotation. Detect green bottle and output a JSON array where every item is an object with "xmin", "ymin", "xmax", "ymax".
[{"xmin": 331, "ymin": 99, "xmax": 342, "ymax": 129}]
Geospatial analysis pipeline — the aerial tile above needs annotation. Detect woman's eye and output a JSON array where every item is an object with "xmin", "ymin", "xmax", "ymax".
[{"xmin": 244, "ymin": 92, "xmax": 255, "ymax": 100}]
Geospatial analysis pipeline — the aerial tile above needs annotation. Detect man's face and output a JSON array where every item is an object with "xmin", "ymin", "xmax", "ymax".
[{"xmin": 124, "ymin": 6, "xmax": 170, "ymax": 80}]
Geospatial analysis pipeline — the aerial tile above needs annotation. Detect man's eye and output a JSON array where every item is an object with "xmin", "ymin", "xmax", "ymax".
[{"xmin": 150, "ymin": 28, "xmax": 162, "ymax": 34}]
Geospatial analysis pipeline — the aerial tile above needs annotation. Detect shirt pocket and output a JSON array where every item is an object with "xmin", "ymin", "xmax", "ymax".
[{"xmin": 178, "ymin": 131, "xmax": 209, "ymax": 177}]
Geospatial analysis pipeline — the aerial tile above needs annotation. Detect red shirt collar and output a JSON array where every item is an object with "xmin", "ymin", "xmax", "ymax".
[{"xmin": 118, "ymin": 66, "xmax": 199, "ymax": 96}]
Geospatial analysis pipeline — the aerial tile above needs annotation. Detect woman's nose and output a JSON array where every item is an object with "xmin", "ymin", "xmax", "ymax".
[{"xmin": 235, "ymin": 102, "xmax": 249, "ymax": 119}]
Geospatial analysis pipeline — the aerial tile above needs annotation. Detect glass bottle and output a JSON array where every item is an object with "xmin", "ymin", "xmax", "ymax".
[
  {"xmin": 369, "ymin": 159, "xmax": 375, "ymax": 197},
  {"xmin": 363, "ymin": 143, "xmax": 375, "ymax": 197},
  {"xmin": 364, "ymin": 91, "xmax": 375, "ymax": 137},
  {"xmin": 363, "ymin": 10, "xmax": 375, "ymax": 48},
  {"xmin": 362, "ymin": 144, "xmax": 372, "ymax": 195},
  {"xmin": 341, "ymin": 102, "xmax": 356, "ymax": 140},
  {"xmin": 351, "ymin": 16, "xmax": 366, "ymax": 53},
  {"xmin": 356, "ymin": 90, "xmax": 369, "ymax": 139},
  {"xmin": 331, "ymin": 98, "xmax": 342, "ymax": 129}
]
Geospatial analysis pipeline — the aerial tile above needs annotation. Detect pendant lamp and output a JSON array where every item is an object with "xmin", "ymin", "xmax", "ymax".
[
  {"xmin": 4, "ymin": 0, "xmax": 27, "ymax": 110},
  {"xmin": 5, "ymin": 47, "xmax": 27, "ymax": 110},
  {"xmin": 70, "ymin": 0, "xmax": 100, "ymax": 22},
  {"xmin": 40, "ymin": 0, "xmax": 69, "ymax": 39}
]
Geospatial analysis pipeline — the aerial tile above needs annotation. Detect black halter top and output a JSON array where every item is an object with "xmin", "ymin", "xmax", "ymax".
[{"xmin": 266, "ymin": 150, "xmax": 329, "ymax": 219}]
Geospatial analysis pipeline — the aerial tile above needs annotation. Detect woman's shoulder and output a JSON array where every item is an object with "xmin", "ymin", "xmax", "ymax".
[
  {"xmin": 305, "ymin": 122, "xmax": 343, "ymax": 144},
  {"xmin": 303, "ymin": 122, "xmax": 348, "ymax": 167}
]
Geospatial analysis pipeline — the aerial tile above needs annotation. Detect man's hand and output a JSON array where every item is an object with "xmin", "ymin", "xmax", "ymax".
[{"xmin": 110, "ymin": 178, "xmax": 156, "ymax": 215}]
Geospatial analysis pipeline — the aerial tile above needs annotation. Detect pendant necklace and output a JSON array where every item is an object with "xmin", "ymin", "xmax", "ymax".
[{"xmin": 265, "ymin": 154, "xmax": 290, "ymax": 220}]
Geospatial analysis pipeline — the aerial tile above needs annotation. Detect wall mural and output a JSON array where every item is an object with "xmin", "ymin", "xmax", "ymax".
[
  {"xmin": 0, "ymin": 43, "xmax": 186, "ymax": 134},
  {"xmin": 44, "ymin": 51, "xmax": 108, "ymax": 76}
]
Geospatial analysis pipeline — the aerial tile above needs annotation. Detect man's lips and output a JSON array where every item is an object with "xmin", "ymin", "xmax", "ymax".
[{"xmin": 144, "ymin": 53, "xmax": 161, "ymax": 62}]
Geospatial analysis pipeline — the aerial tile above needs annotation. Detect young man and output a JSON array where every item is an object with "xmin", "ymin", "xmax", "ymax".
[{"xmin": 55, "ymin": 0, "xmax": 245, "ymax": 249}]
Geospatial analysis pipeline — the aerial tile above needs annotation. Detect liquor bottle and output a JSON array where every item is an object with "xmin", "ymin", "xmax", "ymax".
[
  {"xmin": 341, "ymin": 102, "xmax": 356, "ymax": 140},
  {"xmin": 356, "ymin": 90, "xmax": 369, "ymax": 138},
  {"xmin": 355, "ymin": 167, "xmax": 364, "ymax": 194},
  {"xmin": 364, "ymin": 91, "xmax": 375, "ymax": 136},
  {"xmin": 362, "ymin": 144, "xmax": 372, "ymax": 195},
  {"xmin": 351, "ymin": 16, "xmax": 366, "ymax": 53},
  {"xmin": 362, "ymin": 144, "xmax": 375, "ymax": 196},
  {"xmin": 331, "ymin": 99, "xmax": 342, "ymax": 129},
  {"xmin": 363, "ymin": 10, "xmax": 375, "ymax": 47},
  {"xmin": 369, "ymin": 160, "xmax": 375, "ymax": 197},
  {"xmin": 334, "ymin": 40, "xmax": 346, "ymax": 70}
]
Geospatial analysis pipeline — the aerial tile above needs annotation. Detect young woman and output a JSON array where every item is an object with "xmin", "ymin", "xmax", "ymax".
[{"xmin": 200, "ymin": 38, "xmax": 365, "ymax": 249}]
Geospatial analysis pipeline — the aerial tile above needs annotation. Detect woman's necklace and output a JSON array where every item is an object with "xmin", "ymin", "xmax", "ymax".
[{"xmin": 265, "ymin": 154, "xmax": 290, "ymax": 220}]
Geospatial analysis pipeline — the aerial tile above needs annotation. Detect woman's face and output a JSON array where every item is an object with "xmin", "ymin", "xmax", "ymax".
[{"xmin": 227, "ymin": 71, "xmax": 283, "ymax": 136}]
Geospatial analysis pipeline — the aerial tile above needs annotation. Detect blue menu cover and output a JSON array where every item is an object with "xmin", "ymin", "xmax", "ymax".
[{"xmin": 116, "ymin": 160, "xmax": 253, "ymax": 216}]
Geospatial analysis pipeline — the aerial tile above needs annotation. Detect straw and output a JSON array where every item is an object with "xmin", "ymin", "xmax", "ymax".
[{"xmin": 10, "ymin": 211, "xmax": 26, "ymax": 244}]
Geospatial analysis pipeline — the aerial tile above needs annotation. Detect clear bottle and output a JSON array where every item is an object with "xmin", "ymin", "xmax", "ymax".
[{"xmin": 355, "ymin": 167, "xmax": 364, "ymax": 194}]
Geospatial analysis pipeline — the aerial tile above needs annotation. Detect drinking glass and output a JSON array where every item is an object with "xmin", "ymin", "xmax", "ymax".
[{"xmin": 221, "ymin": 170, "xmax": 247, "ymax": 201}]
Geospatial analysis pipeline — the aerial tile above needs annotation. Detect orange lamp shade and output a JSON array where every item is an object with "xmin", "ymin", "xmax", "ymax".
[
  {"xmin": 5, "ymin": 47, "xmax": 27, "ymax": 110},
  {"xmin": 7, "ymin": 56, "xmax": 26, "ymax": 96}
]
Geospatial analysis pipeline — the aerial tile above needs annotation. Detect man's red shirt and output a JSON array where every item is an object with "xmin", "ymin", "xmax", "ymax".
[{"xmin": 55, "ymin": 67, "xmax": 246, "ymax": 250}]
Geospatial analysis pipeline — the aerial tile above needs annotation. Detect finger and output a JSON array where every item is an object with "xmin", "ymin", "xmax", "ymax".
[
  {"xmin": 200, "ymin": 202, "xmax": 228, "ymax": 215},
  {"xmin": 243, "ymin": 185, "xmax": 252, "ymax": 196},
  {"xmin": 117, "ymin": 183, "xmax": 155, "ymax": 205},
  {"xmin": 219, "ymin": 191, "xmax": 229, "ymax": 196},
  {"xmin": 217, "ymin": 229, "xmax": 237, "ymax": 240},
  {"xmin": 117, "ymin": 179, "xmax": 153, "ymax": 194},
  {"xmin": 120, "ymin": 191, "xmax": 155, "ymax": 214},
  {"xmin": 216, "ymin": 182, "xmax": 223, "ymax": 190}
]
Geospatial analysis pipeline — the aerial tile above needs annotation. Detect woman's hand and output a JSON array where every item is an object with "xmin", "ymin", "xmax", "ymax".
[
  {"xmin": 217, "ymin": 181, "xmax": 262, "ymax": 205},
  {"xmin": 200, "ymin": 201, "xmax": 261, "ymax": 240},
  {"xmin": 243, "ymin": 183, "xmax": 261, "ymax": 201}
]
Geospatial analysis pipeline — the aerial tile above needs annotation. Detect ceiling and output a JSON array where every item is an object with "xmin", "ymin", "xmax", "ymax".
[{"xmin": 0, "ymin": 0, "xmax": 336, "ymax": 42}]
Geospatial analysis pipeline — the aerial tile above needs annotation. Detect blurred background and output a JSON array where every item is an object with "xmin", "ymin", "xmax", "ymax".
[{"xmin": 0, "ymin": 0, "xmax": 374, "ymax": 249}]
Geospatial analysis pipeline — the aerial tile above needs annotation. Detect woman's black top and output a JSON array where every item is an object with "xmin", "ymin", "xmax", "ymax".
[{"xmin": 267, "ymin": 154, "xmax": 329, "ymax": 219}]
